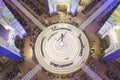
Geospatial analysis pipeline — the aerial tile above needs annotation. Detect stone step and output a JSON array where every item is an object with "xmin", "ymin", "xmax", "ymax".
[
  {"xmin": 81, "ymin": 63, "xmax": 102, "ymax": 80},
  {"xmin": 21, "ymin": 64, "xmax": 42, "ymax": 80}
]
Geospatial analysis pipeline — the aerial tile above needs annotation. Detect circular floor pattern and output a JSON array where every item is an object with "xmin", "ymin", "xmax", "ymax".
[{"xmin": 35, "ymin": 23, "xmax": 90, "ymax": 74}]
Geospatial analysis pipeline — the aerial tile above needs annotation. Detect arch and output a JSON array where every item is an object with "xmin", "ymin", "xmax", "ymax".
[
  {"xmin": 56, "ymin": 3, "xmax": 67, "ymax": 13},
  {"xmin": 53, "ymin": 3, "xmax": 71, "ymax": 14},
  {"xmin": 0, "ymin": 24, "xmax": 10, "ymax": 41},
  {"xmin": 102, "ymin": 35, "xmax": 111, "ymax": 50}
]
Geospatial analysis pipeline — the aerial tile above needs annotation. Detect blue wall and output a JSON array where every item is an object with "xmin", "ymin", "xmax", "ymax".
[
  {"xmin": 0, "ymin": 46, "xmax": 22, "ymax": 61},
  {"xmin": 103, "ymin": 49, "xmax": 120, "ymax": 62}
]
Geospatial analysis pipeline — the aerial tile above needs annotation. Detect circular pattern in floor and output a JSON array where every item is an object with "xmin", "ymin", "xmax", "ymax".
[{"xmin": 35, "ymin": 23, "xmax": 89, "ymax": 74}]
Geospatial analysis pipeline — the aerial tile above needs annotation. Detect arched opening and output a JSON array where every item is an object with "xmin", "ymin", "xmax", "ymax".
[
  {"xmin": 101, "ymin": 35, "xmax": 110, "ymax": 50},
  {"xmin": 57, "ymin": 4, "xmax": 67, "ymax": 13},
  {"xmin": 0, "ymin": 24, "xmax": 10, "ymax": 41}
]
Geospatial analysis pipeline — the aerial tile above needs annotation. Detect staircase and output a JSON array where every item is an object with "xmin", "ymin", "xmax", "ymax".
[
  {"xmin": 81, "ymin": 63, "xmax": 102, "ymax": 80},
  {"xmin": 21, "ymin": 64, "xmax": 42, "ymax": 80}
]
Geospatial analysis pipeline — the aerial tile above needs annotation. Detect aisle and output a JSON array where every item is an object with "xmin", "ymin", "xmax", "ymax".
[
  {"xmin": 11, "ymin": 0, "xmax": 46, "ymax": 30},
  {"xmin": 79, "ymin": 0, "xmax": 114, "ymax": 30}
]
